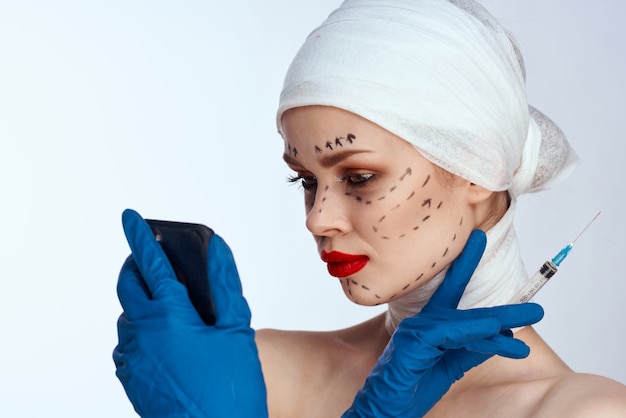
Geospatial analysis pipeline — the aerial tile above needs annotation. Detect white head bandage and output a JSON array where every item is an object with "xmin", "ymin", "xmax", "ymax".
[{"xmin": 277, "ymin": 0, "xmax": 578, "ymax": 331}]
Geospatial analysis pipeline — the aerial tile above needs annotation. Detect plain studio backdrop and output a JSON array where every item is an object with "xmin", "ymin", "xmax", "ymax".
[{"xmin": 1, "ymin": 1, "xmax": 624, "ymax": 416}]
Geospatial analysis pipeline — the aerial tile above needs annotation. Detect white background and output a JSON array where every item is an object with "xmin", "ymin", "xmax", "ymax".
[{"xmin": 1, "ymin": 1, "xmax": 624, "ymax": 416}]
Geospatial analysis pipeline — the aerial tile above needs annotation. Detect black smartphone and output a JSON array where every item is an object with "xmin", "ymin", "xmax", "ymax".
[{"xmin": 146, "ymin": 219, "xmax": 216, "ymax": 326}]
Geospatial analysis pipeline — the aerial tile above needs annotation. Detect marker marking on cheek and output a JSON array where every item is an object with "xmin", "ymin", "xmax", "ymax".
[
  {"xmin": 335, "ymin": 137, "xmax": 343, "ymax": 147},
  {"xmin": 400, "ymin": 167, "xmax": 412, "ymax": 181},
  {"xmin": 347, "ymin": 133, "xmax": 356, "ymax": 143},
  {"xmin": 406, "ymin": 191, "xmax": 415, "ymax": 200},
  {"xmin": 422, "ymin": 175, "xmax": 431, "ymax": 188},
  {"xmin": 315, "ymin": 145, "xmax": 323, "ymax": 153},
  {"xmin": 415, "ymin": 273, "xmax": 424, "ymax": 282},
  {"xmin": 437, "ymin": 201, "xmax": 443, "ymax": 209},
  {"xmin": 325, "ymin": 141, "xmax": 334, "ymax": 151},
  {"xmin": 422, "ymin": 198, "xmax": 432, "ymax": 208}
]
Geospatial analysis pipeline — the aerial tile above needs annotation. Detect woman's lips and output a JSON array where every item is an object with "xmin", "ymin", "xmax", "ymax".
[{"xmin": 321, "ymin": 251, "xmax": 369, "ymax": 278}]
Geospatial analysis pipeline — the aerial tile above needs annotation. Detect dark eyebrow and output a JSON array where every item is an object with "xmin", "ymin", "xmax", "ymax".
[{"xmin": 283, "ymin": 150, "xmax": 371, "ymax": 169}]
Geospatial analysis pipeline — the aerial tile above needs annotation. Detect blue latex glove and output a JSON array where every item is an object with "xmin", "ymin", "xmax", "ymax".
[
  {"xmin": 113, "ymin": 209, "xmax": 268, "ymax": 418},
  {"xmin": 343, "ymin": 230, "xmax": 544, "ymax": 417}
]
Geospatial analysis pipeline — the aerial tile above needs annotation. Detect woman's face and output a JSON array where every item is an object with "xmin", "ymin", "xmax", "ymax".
[{"xmin": 281, "ymin": 106, "xmax": 479, "ymax": 306}]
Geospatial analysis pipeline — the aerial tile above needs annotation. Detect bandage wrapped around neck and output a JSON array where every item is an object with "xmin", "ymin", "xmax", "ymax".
[{"xmin": 277, "ymin": 0, "xmax": 578, "ymax": 331}]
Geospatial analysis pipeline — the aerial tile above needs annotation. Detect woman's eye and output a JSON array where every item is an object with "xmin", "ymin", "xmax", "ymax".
[
  {"xmin": 344, "ymin": 173, "xmax": 375, "ymax": 186},
  {"xmin": 287, "ymin": 174, "xmax": 318, "ymax": 191}
]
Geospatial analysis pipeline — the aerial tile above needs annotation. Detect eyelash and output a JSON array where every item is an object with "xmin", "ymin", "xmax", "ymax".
[
  {"xmin": 287, "ymin": 174, "xmax": 317, "ymax": 191},
  {"xmin": 286, "ymin": 173, "xmax": 375, "ymax": 191}
]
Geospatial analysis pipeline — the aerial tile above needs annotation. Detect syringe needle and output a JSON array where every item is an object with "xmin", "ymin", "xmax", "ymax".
[
  {"xmin": 510, "ymin": 211, "xmax": 602, "ymax": 303},
  {"xmin": 572, "ymin": 211, "xmax": 601, "ymax": 244}
]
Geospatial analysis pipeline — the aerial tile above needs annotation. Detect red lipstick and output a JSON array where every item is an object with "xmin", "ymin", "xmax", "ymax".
[{"xmin": 321, "ymin": 251, "xmax": 369, "ymax": 278}]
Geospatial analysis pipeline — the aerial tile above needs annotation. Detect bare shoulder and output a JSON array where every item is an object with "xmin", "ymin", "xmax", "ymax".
[
  {"xmin": 539, "ymin": 372, "xmax": 626, "ymax": 417},
  {"xmin": 254, "ymin": 314, "xmax": 389, "ymax": 417}
]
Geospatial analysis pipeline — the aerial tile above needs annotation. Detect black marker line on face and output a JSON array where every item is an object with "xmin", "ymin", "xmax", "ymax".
[
  {"xmin": 318, "ymin": 184, "xmax": 331, "ymax": 214},
  {"xmin": 400, "ymin": 167, "xmax": 412, "ymax": 181},
  {"xmin": 312, "ymin": 132, "xmax": 357, "ymax": 156},
  {"xmin": 422, "ymin": 175, "xmax": 431, "ymax": 188}
]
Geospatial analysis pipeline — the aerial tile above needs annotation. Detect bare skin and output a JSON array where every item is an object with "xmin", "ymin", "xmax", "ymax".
[
  {"xmin": 257, "ymin": 320, "xmax": 626, "ymax": 417},
  {"xmin": 257, "ymin": 106, "xmax": 626, "ymax": 417}
]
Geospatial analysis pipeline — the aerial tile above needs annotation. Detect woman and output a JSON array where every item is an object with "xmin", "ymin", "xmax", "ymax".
[{"xmin": 114, "ymin": 0, "xmax": 626, "ymax": 416}]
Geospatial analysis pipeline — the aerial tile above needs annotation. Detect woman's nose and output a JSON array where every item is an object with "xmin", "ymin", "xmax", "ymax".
[{"xmin": 305, "ymin": 184, "xmax": 352, "ymax": 237}]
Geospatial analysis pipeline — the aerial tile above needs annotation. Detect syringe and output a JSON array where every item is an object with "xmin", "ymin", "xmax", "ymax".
[{"xmin": 509, "ymin": 212, "xmax": 601, "ymax": 304}]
